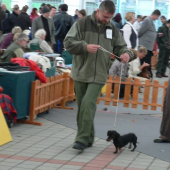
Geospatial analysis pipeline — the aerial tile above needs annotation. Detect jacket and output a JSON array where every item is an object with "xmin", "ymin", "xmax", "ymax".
[
  {"xmin": 157, "ymin": 24, "xmax": 169, "ymax": 48},
  {"xmin": 0, "ymin": 33, "xmax": 13, "ymax": 49},
  {"xmin": 18, "ymin": 12, "xmax": 31, "ymax": 31},
  {"xmin": 138, "ymin": 16, "xmax": 157, "ymax": 51},
  {"xmin": 32, "ymin": 16, "xmax": 55, "ymax": 44},
  {"xmin": 64, "ymin": 11, "xmax": 134, "ymax": 84},
  {"xmin": 0, "ymin": 7, "xmax": 6, "ymax": 31},
  {"xmin": 0, "ymin": 42, "xmax": 24, "ymax": 62},
  {"xmin": 9, "ymin": 11, "xmax": 20, "ymax": 31},
  {"xmin": 53, "ymin": 11, "xmax": 74, "ymax": 39}
]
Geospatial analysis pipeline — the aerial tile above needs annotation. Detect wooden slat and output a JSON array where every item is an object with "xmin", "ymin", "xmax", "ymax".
[
  {"xmin": 132, "ymin": 78, "xmax": 140, "ymax": 108},
  {"xmin": 123, "ymin": 77, "xmax": 132, "ymax": 108},
  {"xmin": 35, "ymin": 80, "xmax": 41, "ymax": 115},
  {"xmin": 105, "ymin": 75, "xmax": 113, "ymax": 105},
  {"xmin": 162, "ymin": 81, "xmax": 168, "ymax": 112},
  {"xmin": 151, "ymin": 80, "xmax": 159, "ymax": 110},
  {"xmin": 142, "ymin": 79, "xmax": 151, "ymax": 110}
]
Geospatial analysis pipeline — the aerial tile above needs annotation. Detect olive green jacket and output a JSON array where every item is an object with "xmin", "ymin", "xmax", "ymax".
[
  {"xmin": 0, "ymin": 42, "xmax": 24, "ymax": 62},
  {"xmin": 157, "ymin": 24, "xmax": 169, "ymax": 48},
  {"xmin": 64, "ymin": 11, "xmax": 133, "ymax": 84}
]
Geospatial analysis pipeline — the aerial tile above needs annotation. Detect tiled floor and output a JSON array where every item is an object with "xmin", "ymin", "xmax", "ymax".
[{"xmin": 0, "ymin": 117, "xmax": 170, "ymax": 170}]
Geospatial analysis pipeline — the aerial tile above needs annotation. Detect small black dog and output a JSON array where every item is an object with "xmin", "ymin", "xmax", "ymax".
[{"xmin": 106, "ymin": 130, "xmax": 137, "ymax": 154}]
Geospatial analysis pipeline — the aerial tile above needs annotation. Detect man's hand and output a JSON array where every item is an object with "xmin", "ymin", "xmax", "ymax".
[
  {"xmin": 87, "ymin": 44, "xmax": 100, "ymax": 54},
  {"xmin": 120, "ymin": 53, "xmax": 130, "ymax": 63}
]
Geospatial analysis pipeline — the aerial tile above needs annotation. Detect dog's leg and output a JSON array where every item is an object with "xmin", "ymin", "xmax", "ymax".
[
  {"xmin": 131, "ymin": 141, "xmax": 137, "ymax": 152},
  {"xmin": 114, "ymin": 147, "xmax": 118, "ymax": 154},
  {"xmin": 128, "ymin": 143, "xmax": 132, "ymax": 149}
]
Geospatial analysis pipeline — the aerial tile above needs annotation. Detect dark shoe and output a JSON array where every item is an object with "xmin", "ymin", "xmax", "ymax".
[
  {"xmin": 161, "ymin": 74, "xmax": 168, "ymax": 77},
  {"xmin": 87, "ymin": 143, "xmax": 93, "ymax": 148},
  {"xmin": 156, "ymin": 74, "xmax": 162, "ymax": 78},
  {"xmin": 72, "ymin": 142, "xmax": 86, "ymax": 150},
  {"xmin": 154, "ymin": 139, "xmax": 170, "ymax": 143}
]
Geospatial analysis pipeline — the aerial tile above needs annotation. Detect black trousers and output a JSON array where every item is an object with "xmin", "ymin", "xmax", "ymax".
[{"xmin": 140, "ymin": 50, "xmax": 153, "ymax": 78}]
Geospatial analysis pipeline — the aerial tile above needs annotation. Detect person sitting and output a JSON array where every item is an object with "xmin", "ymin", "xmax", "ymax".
[
  {"xmin": 128, "ymin": 46, "xmax": 150, "ymax": 82},
  {"xmin": 109, "ymin": 49, "xmax": 137, "ymax": 98},
  {"xmin": 0, "ymin": 26, "xmax": 22, "ymax": 49},
  {"xmin": 0, "ymin": 33, "xmax": 29, "ymax": 62},
  {"xmin": 28, "ymin": 29, "xmax": 53, "ymax": 53}
]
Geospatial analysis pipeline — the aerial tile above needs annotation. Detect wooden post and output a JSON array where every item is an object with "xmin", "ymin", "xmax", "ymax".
[
  {"xmin": 123, "ymin": 77, "xmax": 132, "ymax": 108},
  {"xmin": 105, "ymin": 75, "xmax": 113, "ymax": 106},
  {"xmin": 143, "ymin": 79, "xmax": 151, "ymax": 110},
  {"xmin": 162, "ymin": 81, "xmax": 168, "ymax": 112},
  {"xmin": 151, "ymin": 80, "xmax": 159, "ymax": 110},
  {"xmin": 132, "ymin": 78, "xmax": 140, "ymax": 108}
]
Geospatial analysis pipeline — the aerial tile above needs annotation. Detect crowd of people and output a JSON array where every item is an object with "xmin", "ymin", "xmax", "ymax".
[{"xmin": 0, "ymin": 0, "xmax": 169, "ymax": 148}]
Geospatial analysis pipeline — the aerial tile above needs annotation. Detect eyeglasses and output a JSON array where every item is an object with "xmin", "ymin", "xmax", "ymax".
[{"xmin": 22, "ymin": 39, "xmax": 29, "ymax": 43}]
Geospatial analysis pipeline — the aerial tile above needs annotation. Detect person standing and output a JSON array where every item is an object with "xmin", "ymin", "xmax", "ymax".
[
  {"xmin": 160, "ymin": 16, "xmax": 167, "ymax": 25},
  {"xmin": 1, "ymin": 4, "xmax": 10, "ymax": 16},
  {"xmin": 32, "ymin": 6, "xmax": 55, "ymax": 46},
  {"xmin": 133, "ymin": 15, "xmax": 142, "ymax": 32},
  {"xmin": 30, "ymin": 8, "xmax": 39, "ymax": 22},
  {"xmin": 138, "ymin": 10, "xmax": 161, "ymax": 78},
  {"xmin": 64, "ymin": 1, "xmax": 133, "ymax": 151},
  {"xmin": 156, "ymin": 19, "xmax": 170, "ymax": 78},
  {"xmin": 0, "ymin": 3, "xmax": 5, "ymax": 37}
]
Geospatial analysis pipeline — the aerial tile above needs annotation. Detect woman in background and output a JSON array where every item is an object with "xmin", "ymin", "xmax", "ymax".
[
  {"xmin": 78, "ymin": 9, "xmax": 86, "ymax": 19},
  {"xmin": 111, "ymin": 13, "xmax": 122, "ymax": 29},
  {"xmin": 30, "ymin": 8, "xmax": 39, "ymax": 22}
]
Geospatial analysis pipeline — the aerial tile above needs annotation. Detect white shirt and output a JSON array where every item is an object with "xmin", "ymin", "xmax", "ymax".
[
  {"xmin": 133, "ymin": 20, "xmax": 141, "ymax": 32},
  {"xmin": 122, "ymin": 22, "xmax": 139, "ymax": 50}
]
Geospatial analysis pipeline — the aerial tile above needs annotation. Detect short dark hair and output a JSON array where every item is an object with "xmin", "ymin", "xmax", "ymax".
[
  {"xmin": 167, "ymin": 19, "xmax": 170, "ymax": 23},
  {"xmin": 99, "ymin": 1, "xmax": 115, "ymax": 14},
  {"xmin": 152, "ymin": 9, "xmax": 161, "ymax": 16},
  {"xmin": 137, "ymin": 15, "xmax": 142, "ymax": 19},
  {"xmin": 161, "ymin": 16, "xmax": 166, "ymax": 19},
  {"xmin": 50, "ymin": 6, "xmax": 56, "ymax": 10},
  {"xmin": 60, "ymin": 4, "xmax": 68, "ymax": 11}
]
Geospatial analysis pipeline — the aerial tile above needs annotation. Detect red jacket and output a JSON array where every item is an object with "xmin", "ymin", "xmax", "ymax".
[{"xmin": 11, "ymin": 58, "xmax": 47, "ymax": 83}]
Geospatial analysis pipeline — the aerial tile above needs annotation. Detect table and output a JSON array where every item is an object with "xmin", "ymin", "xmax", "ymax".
[{"xmin": 0, "ymin": 71, "xmax": 35, "ymax": 119}]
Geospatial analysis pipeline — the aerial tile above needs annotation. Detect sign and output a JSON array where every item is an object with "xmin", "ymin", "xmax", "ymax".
[{"xmin": 0, "ymin": 107, "xmax": 12, "ymax": 146}]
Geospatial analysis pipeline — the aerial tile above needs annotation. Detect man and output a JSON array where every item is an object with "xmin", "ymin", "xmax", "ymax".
[
  {"xmin": 160, "ymin": 16, "xmax": 167, "ymax": 25},
  {"xmin": 138, "ymin": 9, "xmax": 161, "ymax": 78},
  {"xmin": 156, "ymin": 19, "xmax": 170, "ymax": 78},
  {"xmin": 1, "ymin": 4, "xmax": 10, "ymax": 16},
  {"xmin": 53, "ymin": 4, "xmax": 74, "ymax": 54},
  {"xmin": 0, "ymin": 3, "xmax": 5, "ymax": 36},
  {"xmin": 9, "ymin": 5, "xmax": 20, "ymax": 31},
  {"xmin": 49, "ymin": 6, "xmax": 56, "ymax": 18},
  {"xmin": 0, "ymin": 33, "xmax": 29, "ymax": 62},
  {"xmin": 32, "ymin": 6, "xmax": 55, "ymax": 46},
  {"xmin": 73, "ymin": 9, "xmax": 79, "ymax": 22},
  {"xmin": 133, "ymin": 15, "xmax": 142, "ymax": 32},
  {"xmin": 18, "ymin": 6, "xmax": 31, "ymax": 31},
  {"xmin": 64, "ymin": 1, "xmax": 133, "ymax": 151}
]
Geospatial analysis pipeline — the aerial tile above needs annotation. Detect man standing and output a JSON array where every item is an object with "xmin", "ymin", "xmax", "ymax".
[
  {"xmin": 156, "ymin": 19, "xmax": 170, "ymax": 78},
  {"xmin": 64, "ymin": 1, "xmax": 133, "ymax": 151},
  {"xmin": 138, "ymin": 10, "xmax": 161, "ymax": 78},
  {"xmin": 133, "ymin": 15, "xmax": 142, "ymax": 32},
  {"xmin": 160, "ymin": 16, "xmax": 167, "ymax": 25},
  {"xmin": 49, "ymin": 6, "xmax": 56, "ymax": 19},
  {"xmin": 1, "ymin": 4, "xmax": 10, "ymax": 16},
  {"xmin": 0, "ymin": 3, "xmax": 5, "ymax": 37},
  {"xmin": 53, "ymin": 4, "xmax": 73, "ymax": 54},
  {"xmin": 32, "ymin": 6, "xmax": 55, "ymax": 46}
]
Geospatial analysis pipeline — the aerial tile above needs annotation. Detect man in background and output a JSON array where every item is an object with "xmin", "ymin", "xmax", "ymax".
[
  {"xmin": 160, "ymin": 16, "xmax": 167, "ymax": 25},
  {"xmin": 1, "ymin": 4, "xmax": 10, "ymax": 16},
  {"xmin": 0, "ymin": 3, "xmax": 5, "ymax": 37},
  {"xmin": 133, "ymin": 15, "xmax": 142, "ymax": 32}
]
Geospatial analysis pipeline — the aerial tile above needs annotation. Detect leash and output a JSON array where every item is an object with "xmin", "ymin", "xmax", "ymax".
[{"xmin": 99, "ymin": 46, "xmax": 123, "ymax": 130}]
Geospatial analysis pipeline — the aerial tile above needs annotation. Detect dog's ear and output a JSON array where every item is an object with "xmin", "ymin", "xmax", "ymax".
[
  {"xmin": 113, "ymin": 131, "xmax": 120, "ymax": 139},
  {"xmin": 107, "ymin": 130, "xmax": 111, "ymax": 136}
]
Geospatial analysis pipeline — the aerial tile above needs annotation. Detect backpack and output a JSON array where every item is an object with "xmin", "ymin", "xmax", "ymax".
[{"xmin": 1, "ymin": 14, "xmax": 11, "ymax": 32}]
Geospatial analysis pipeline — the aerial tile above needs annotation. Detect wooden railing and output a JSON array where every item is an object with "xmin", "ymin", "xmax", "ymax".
[
  {"xmin": 21, "ymin": 74, "xmax": 168, "ymax": 126},
  {"xmin": 98, "ymin": 76, "xmax": 168, "ymax": 111},
  {"xmin": 21, "ymin": 73, "xmax": 75, "ymax": 126}
]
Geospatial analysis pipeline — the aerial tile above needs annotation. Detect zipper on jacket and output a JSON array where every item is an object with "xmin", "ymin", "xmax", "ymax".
[
  {"xmin": 93, "ymin": 31, "xmax": 100, "ymax": 82},
  {"xmin": 76, "ymin": 58, "xmax": 85, "ymax": 76}
]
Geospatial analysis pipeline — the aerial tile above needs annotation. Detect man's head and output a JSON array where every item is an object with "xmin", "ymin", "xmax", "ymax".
[
  {"xmin": 13, "ymin": 4, "xmax": 20, "ymax": 15},
  {"xmin": 41, "ymin": 6, "xmax": 50, "ymax": 18},
  {"xmin": 60, "ymin": 4, "xmax": 68, "ymax": 12},
  {"xmin": 137, "ymin": 15, "xmax": 142, "ymax": 22},
  {"xmin": 21, "ymin": 6, "xmax": 28, "ymax": 13},
  {"xmin": 58, "ymin": 4, "xmax": 62, "ymax": 12},
  {"xmin": 50, "ymin": 6, "xmax": 56, "ymax": 17},
  {"xmin": 161, "ymin": 16, "xmax": 167, "ymax": 24},
  {"xmin": 166, "ymin": 19, "xmax": 170, "ymax": 28},
  {"xmin": 151, "ymin": 9, "xmax": 161, "ymax": 21},
  {"xmin": 1, "ymin": 4, "xmax": 7, "ymax": 11},
  {"xmin": 16, "ymin": 33, "xmax": 29, "ymax": 47},
  {"xmin": 75, "ymin": 9, "xmax": 79, "ymax": 15},
  {"xmin": 96, "ymin": 1, "xmax": 115, "ymax": 25}
]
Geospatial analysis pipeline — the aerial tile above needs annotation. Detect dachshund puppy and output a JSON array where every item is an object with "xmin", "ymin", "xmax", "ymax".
[{"xmin": 106, "ymin": 130, "xmax": 137, "ymax": 154}]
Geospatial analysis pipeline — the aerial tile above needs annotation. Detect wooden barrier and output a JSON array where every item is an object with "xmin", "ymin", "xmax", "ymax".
[
  {"xmin": 98, "ymin": 76, "xmax": 168, "ymax": 111},
  {"xmin": 21, "ymin": 73, "xmax": 75, "ymax": 126},
  {"xmin": 21, "ymin": 74, "xmax": 168, "ymax": 126}
]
